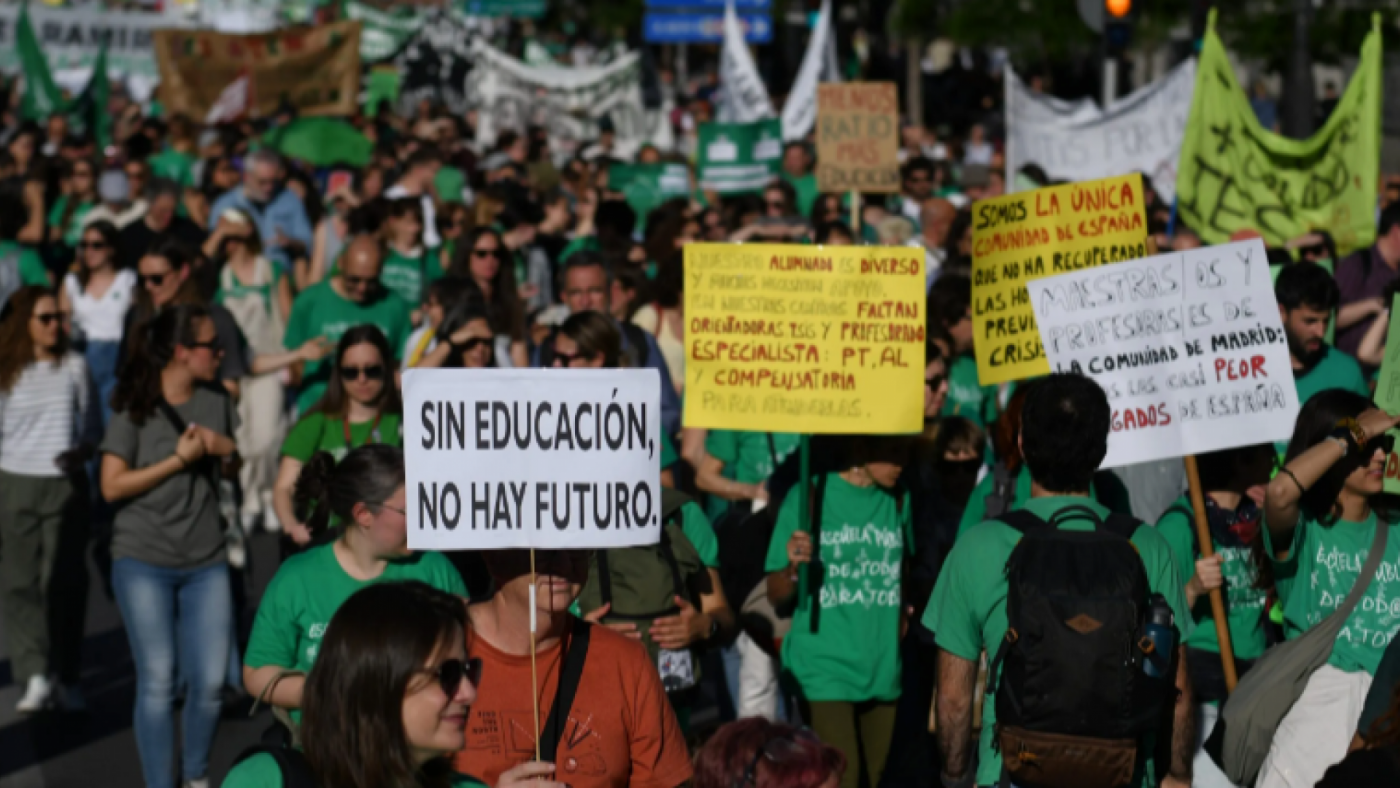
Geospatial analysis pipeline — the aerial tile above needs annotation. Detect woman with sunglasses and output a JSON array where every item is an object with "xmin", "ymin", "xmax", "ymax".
[
  {"xmin": 47, "ymin": 158, "xmax": 98, "ymax": 251},
  {"xmin": 0, "ymin": 287, "xmax": 100, "ymax": 713},
  {"xmin": 273, "ymin": 326, "xmax": 402, "ymax": 548},
  {"xmin": 59, "ymin": 220, "xmax": 134, "ymax": 424},
  {"xmin": 100, "ymin": 304, "xmax": 238, "ymax": 788},
  {"xmin": 231, "ymin": 581, "xmax": 555, "ymax": 788},
  {"xmin": 417, "ymin": 302, "xmax": 496, "ymax": 370},
  {"xmin": 694, "ymin": 718, "xmax": 846, "ymax": 788},
  {"xmin": 1256, "ymin": 390, "xmax": 1400, "ymax": 788},
  {"xmin": 244, "ymin": 445, "xmax": 466, "ymax": 724},
  {"xmin": 448, "ymin": 228, "xmax": 527, "ymax": 368},
  {"xmin": 550, "ymin": 310, "xmax": 622, "ymax": 369}
]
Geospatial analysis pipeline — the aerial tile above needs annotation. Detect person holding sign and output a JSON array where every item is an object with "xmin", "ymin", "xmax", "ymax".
[
  {"xmin": 244, "ymin": 445, "xmax": 465, "ymax": 719},
  {"xmin": 764, "ymin": 435, "xmax": 915, "ymax": 788},
  {"xmin": 273, "ymin": 326, "xmax": 403, "ymax": 547},
  {"xmin": 1256, "ymin": 392, "xmax": 1400, "ymax": 788},
  {"xmin": 1156, "ymin": 443, "xmax": 1276, "ymax": 788}
]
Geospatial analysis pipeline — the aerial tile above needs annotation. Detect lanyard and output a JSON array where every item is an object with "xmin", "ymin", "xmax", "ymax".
[{"xmin": 342, "ymin": 411, "xmax": 384, "ymax": 448}]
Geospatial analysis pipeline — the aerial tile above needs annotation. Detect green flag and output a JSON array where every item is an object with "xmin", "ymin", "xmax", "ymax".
[
  {"xmin": 696, "ymin": 118, "xmax": 783, "ymax": 195},
  {"xmin": 261, "ymin": 118, "xmax": 372, "ymax": 168},
  {"xmin": 1176, "ymin": 11, "xmax": 1382, "ymax": 254},
  {"xmin": 70, "ymin": 44, "xmax": 112, "ymax": 150},
  {"xmin": 17, "ymin": 3, "xmax": 64, "ymax": 121},
  {"xmin": 609, "ymin": 163, "xmax": 692, "ymax": 230}
]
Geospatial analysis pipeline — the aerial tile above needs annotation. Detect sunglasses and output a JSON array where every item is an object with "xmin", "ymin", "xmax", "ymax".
[
  {"xmin": 77, "ymin": 241, "xmax": 108, "ymax": 251},
  {"xmin": 342, "ymin": 274, "xmax": 378, "ymax": 289},
  {"xmin": 33, "ymin": 311, "xmax": 64, "ymax": 325},
  {"xmin": 925, "ymin": 373, "xmax": 946, "ymax": 389},
  {"xmin": 1369, "ymin": 433, "xmax": 1397, "ymax": 456},
  {"xmin": 552, "ymin": 351, "xmax": 584, "ymax": 365},
  {"xmin": 472, "ymin": 248, "xmax": 502, "ymax": 259},
  {"xmin": 138, "ymin": 272, "xmax": 171, "ymax": 288},
  {"xmin": 455, "ymin": 337, "xmax": 491, "ymax": 353},
  {"xmin": 340, "ymin": 364, "xmax": 386, "ymax": 381},
  {"xmin": 423, "ymin": 657, "xmax": 482, "ymax": 698},
  {"xmin": 184, "ymin": 339, "xmax": 220, "ymax": 352}
]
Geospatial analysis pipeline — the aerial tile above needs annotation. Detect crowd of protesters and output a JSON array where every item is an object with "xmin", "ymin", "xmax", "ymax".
[{"xmin": 3, "ymin": 31, "xmax": 1400, "ymax": 788}]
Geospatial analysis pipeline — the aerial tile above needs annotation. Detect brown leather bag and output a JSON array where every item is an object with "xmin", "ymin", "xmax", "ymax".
[{"xmin": 997, "ymin": 726, "xmax": 1137, "ymax": 788}]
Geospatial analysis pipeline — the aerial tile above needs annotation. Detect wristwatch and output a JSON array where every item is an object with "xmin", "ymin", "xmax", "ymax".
[{"xmin": 1330, "ymin": 417, "xmax": 1365, "ymax": 456}]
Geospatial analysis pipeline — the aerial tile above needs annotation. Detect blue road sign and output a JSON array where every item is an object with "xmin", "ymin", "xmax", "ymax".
[
  {"xmin": 644, "ymin": 0, "xmax": 771, "ymax": 8},
  {"xmin": 643, "ymin": 12, "xmax": 773, "ymax": 43}
]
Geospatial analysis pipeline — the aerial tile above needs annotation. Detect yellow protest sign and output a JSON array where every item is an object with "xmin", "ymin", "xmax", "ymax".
[
  {"xmin": 971, "ymin": 173, "xmax": 1148, "ymax": 386},
  {"xmin": 683, "ymin": 243, "xmax": 925, "ymax": 434}
]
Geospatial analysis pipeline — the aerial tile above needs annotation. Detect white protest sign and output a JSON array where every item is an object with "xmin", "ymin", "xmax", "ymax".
[
  {"xmin": 404, "ymin": 369, "xmax": 663, "ymax": 550},
  {"xmin": 1027, "ymin": 239, "xmax": 1299, "ymax": 468},
  {"xmin": 1005, "ymin": 59, "xmax": 1195, "ymax": 202}
]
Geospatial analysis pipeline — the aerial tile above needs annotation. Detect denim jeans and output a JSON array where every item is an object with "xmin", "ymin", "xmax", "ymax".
[
  {"xmin": 83, "ymin": 339, "xmax": 120, "ymax": 427},
  {"xmin": 112, "ymin": 558, "xmax": 232, "ymax": 788}
]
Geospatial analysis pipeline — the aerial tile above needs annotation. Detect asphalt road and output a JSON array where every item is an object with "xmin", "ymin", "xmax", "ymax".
[{"xmin": 0, "ymin": 533, "xmax": 283, "ymax": 788}]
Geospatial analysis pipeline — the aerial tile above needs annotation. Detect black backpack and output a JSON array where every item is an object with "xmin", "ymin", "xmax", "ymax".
[
  {"xmin": 986, "ymin": 505, "xmax": 1172, "ymax": 788},
  {"xmin": 232, "ymin": 736, "xmax": 317, "ymax": 788},
  {"xmin": 713, "ymin": 434, "xmax": 782, "ymax": 607}
]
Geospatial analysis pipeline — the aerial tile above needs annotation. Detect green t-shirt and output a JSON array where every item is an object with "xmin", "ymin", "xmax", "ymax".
[
  {"xmin": 283, "ymin": 280, "xmax": 411, "ymax": 412},
  {"xmin": 434, "ymin": 165, "xmax": 467, "ymax": 205},
  {"xmin": 1293, "ymin": 345, "xmax": 1369, "ymax": 410},
  {"xmin": 281, "ymin": 411, "xmax": 405, "ymax": 462},
  {"xmin": 381, "ymin": 245, "xmax": 442, "ymax": 308},
  {"xmin": 46, "ymin": 196, "xmax": 94, "ymax": 247},
  {"xmin": 956, "ymin": 465, "xmax": 1132, "ymax": 536},
  {"xmin": 2, "ymin": 240, "xmax": 49, "ymax": 286},
  {"xmin": 559, "ymin": 235, "xmax": 600, "ymax": 264},
  {"xmin": 222, "ymin": 752, "xmax": 488, "ymax": 788},
  {"xmin": 942, "ymin": 353, "xmax": 997, "ymax": 427},
  {"xmin": 243, "ymin": 541, "xmax": 467, "ymax": 722},
  {"xmin": 705, "ymin": 430, "xmax": 801, "ymax": 519},
  {"xmin": 925, "ymin": 496, "xmax": 1193, "ymax": 788},
  {"xmin": 1263, "ymin": 511, "xmax": 1400, "ymax": 675},
  {"xmin": 784, "ymin": 172, "xmax": 819, "ymax": 218},
  {"xmin": 660, "ymin": 432, "xmax": 678, "ymax": 469},
  {"xmin": 215, "ymin": 264, "xmax": 284, "ymax": 312},
  {"xmin": 1156, "ymin": 495, "xmax": 1269, "ymax": 661},
  {"xmin": 149, "ymin": 148, "xmax": 196, "ymax": 189},
  {"xmin": 763, "ymin": 473, "xmax": 913, "ymax": 702},
  {"xmin": 679, "ymin": 500, "xmax": 719, "ymax": 569}
]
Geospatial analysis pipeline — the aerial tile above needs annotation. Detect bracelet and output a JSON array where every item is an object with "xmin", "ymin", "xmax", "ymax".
[{"xmin": 1279, "ymin": 467, "xmax": 1305, "ymax": 494}]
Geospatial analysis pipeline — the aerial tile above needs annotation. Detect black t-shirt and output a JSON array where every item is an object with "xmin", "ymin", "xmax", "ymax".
[
  {"xmin": 1315, "ymin": 745, "xmax": 1400, "ymax": 787},
  {"xmin": 119, "ymin": 216, "xmax": 208, "ymax": 270}
]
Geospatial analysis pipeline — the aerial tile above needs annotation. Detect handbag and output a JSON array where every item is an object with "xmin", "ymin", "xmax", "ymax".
[{"xmin": 1206, "ymin": 519, "xmax": 1389, "ymax": 785}]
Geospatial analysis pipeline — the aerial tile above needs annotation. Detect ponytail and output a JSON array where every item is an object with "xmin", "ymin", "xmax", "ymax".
[
  {"xmin": 111, "ymin": 304, "xmax": 209, "ymax": 424},
  {"xmin": 293, "ymin": 445, "xmax": 405, "ymax": 537}
]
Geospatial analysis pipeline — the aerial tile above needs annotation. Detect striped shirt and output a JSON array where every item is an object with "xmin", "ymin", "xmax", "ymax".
[{"xmin": 0, "ymin": 354, "xmax": 100, "ymax": 477}]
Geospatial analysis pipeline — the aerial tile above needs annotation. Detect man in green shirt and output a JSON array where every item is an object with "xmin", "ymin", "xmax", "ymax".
[
  {"xmin": 284, "ymin": 235, "xmax": 411, "ymax": 412},
  {"xmin": 926, "ymin": 374, "xmax": 1194, "ymax": 788},
  {"xmin": 781, "ymin": 142, "xmax": 819, "ymax": 219},
  {"xmin": 931, "ymin": 273, "xmax": 997, "ymax": 427}
]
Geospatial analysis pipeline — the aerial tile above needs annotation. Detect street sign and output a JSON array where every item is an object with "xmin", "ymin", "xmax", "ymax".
[
  {"xmin": 644, "ymin": 0, "xmax": 771, "ymax": 7},
  {"xmin": 643, "ymin": 12, "xmax": 773, "ymax": 44}
]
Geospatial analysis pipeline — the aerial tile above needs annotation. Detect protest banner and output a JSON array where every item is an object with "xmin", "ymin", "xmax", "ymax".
[
  {"xmin": 971, "ymin": 173, "xmax": 1149, "ymax": 386},
  {"xmin": 682, "ymin": 242, "xmax": 925, "ymax": 434},
  {"xmin": 696, "ymin": 119, "xmax": 783, "ymax": 194},
  {"xmin": 778, "ymin": 0, "xmax": 837, "ymax": 141},
  {"xmin": 1177, "ymin": 11, "xmax": 1381, "ymax": 254},
  {"xmin": 153, "ymin": 21, "xmax": 362, "ymax": 119},
  {"xmin": 1028, "ymin": 239, "xmax": 1299, "ymax": 467},
  {"xmin": 403, "ymin": 368, "xmax": 663, "ymax": 551},
  {"xmin": 468, "ymin": 41, "xmax": 675, "ymax": 162},
  {"xmin": 815, "ymin": 82, "xmax": 899, "ymax": 194},
  {"xmin": 716, "ymin": 0, "xmax": 774, "ymax": 123},
  {"xmin": 0, "ymin": 5, "xmax": 185, "ymax": 102},
  {"xmin": 386, "ymin": 9, "xmax": 478, "ymax": 115},
  {"xmin": 344, "ymin": 0, "xmax": 423, "ymax": 61},
  {"xmin": 609, "ymin": 162, "xmax": 692, "ymax": 229},
  {"xmin": 1374, "ymin": 294, "xmax": 1400, "ymax": 494},
  {"xmin": 1005, "ymin": 59, "xmax": 1195, "ymax": 202}
]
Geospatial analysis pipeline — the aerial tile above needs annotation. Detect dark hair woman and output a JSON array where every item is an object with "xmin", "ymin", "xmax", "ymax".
[
  {"xmin": 58, "ymin": 219, "xmax": 133, "ymax": 424},
  {"xmin": 230, "ymin": 581, "xmax": 547, "ymax": 788},
  {"xmin": 0, "ymin": 287, "xmax": 100, "ymax": 713},
  {"xmin": 630, "ymin": 253, "xmax": 684, "ymax": 394},
  {"xmin": 551, "ymin": 310, "xmax": 623, "ymax": 369},
  {"xmin": 694, "ymin": 719, "xmax": 847, "ymax": 788},
  {"xmin": 47, "ymin": 157, "xmax": 99, "ymax": 250},
  {"xmin": 273, "ymin": 325, "xmax": 403, "ymax": 548},
  {"xmin": 1256, "ymin": 390, "xmax": 1400, "ymax": 788},
  {"xmin": 99, "ymin": 304, "xmax": 238, "ymax": 788},
  {"xmin": 448, "ymin": 227, "xmax": 527, "ymax": 367},
  {"xmin": 242, "ymin": 446, "xmax": 466, "ymax": 725}
]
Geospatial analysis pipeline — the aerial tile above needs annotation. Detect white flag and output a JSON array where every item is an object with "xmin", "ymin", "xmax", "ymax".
[
  {"xmin": 717, "ymin": 0, "xmax": 773, "ymax": 123},
  {"xmin": 205, "ymin": 74, "xmax": 249, "ymax": 125},
  {"xmin": 781, "ymin": 0, "xmax": 837, "ymax": 141}
]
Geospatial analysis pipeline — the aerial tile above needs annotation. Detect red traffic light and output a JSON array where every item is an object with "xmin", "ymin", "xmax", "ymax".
[{"xmin": 1106, "ymin": 0, "xmax": 1132, "ymax": 18}]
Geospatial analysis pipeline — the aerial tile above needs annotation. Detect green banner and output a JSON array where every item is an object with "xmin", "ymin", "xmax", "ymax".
[
  {"xmin": 1375, "ymin": 293, "xmax": 1400, "ymax": 492},
  {"xmin": 696, "ymin": 118, "xmax": 783, "ymax": 195},
  {"xmin": 610, "ymin": 163, "xmax": 692, "ymax": 229},
  {"xmin": 344, "ymin": 0, "xmax": 424, "ymax": 61},
  {"xmin": 1177, "ymin": 11, "xmax": 1382, "ymax": 255}
]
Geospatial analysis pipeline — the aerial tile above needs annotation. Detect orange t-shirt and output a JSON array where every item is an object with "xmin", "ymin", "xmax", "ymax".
[{"xmin": 453, "ymin": 621, "xmax": 693, "ymax": 788}]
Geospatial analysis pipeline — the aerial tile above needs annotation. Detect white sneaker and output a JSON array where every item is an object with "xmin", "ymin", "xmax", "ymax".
[
  {"xmin": 15, "ymin": 674, "xmax": 51, "ymax": 713},
  {"xmin": 239, "ymin": 508, "xmax": 260, "ymax": 535},
  {"xmin": 226, "ymin": 528, "xmax": 247, "ymax": 570},
  {"xmin": 183, "ymin": 779, "xmax": 210, "ymax": 788},
  {"xmin": 261, "ymin": 490, "xmax": 281, "ymax": 533},
  {"xmin": 56, "ymin": 683, "xmax": 86, "ymax": 712}
]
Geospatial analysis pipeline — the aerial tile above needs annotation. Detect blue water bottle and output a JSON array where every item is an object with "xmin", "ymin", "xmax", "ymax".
[{"xmin": 1142, "ymin": 593, "xmax": 1176, "ymax": 679}]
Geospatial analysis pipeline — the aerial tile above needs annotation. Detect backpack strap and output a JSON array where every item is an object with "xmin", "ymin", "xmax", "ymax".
[
  {"xmin": 995, "ymin": 508, "xmax": 1048, "ymax": 535},
  {"xmin": 540, "ymin": 617, "xmax": 592, "ymax": 763},
  {"xmin": 232, "ymin": 744, "xmax": 317, "ymax": 788},
  {"xmin": 595, "ymin": 549, "xmax": 614, "ymax": 608},
  {"xmin": 658, "ymin": 524, "xmax": 686, "ymax": 601},
  {"xmin": 808, "ymin": 472, "xmax": 829, "ymax": 634},
  {"xmin": 765, "ymin": 432, "xmax": 778, "ymax": 473},
  {"xmin": 1102, "ymin": 512, "xmax": 1145, "ymax": 542},
  {"xmin": 984, "ymin": 461, "xmax": 1016, "ymax": 518}
]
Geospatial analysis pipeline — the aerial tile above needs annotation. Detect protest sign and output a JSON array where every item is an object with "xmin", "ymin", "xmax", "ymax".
[
  {"xmin": 682, "ymin": 243, "xmax": 925, "ymax": 434},
  {"xmin": 468, "ymin": 41, "xmax": 675, "ymax": 162},
  {"xmin": 0, "ymin": 5, "xmax": 185, "ymax": 102},
  {"xmin": 1373, "ymin": 295, "xmax": 1400, "ymax": 494},
  {"xmin": 153, "ymin": 21, "xmax": 362, "ymax": 119},
  {"xmin": 971, "ymin": 173, "xmax": 1148, "ymax": 386},
  {"xmin": 1005, "ymin": 59, "xmax": 1195, "ymax": 202},
  {"xmin": 697, "ymin": 119, "xmax": 783, "ymax": 194},
  {"xmin": 610, "ymin": 162, "xmax": 692, "ymax": 229},
  {"xmin": 1027, "ymin": 239, "xmax": 1299, "ymax": 468},
  {"xmin": 404, "ymin": 369, "xmax": 663, "ymax": 551},
  {"xmin": 1177, "ymin": 12, "xmax": 1381, "ymax": 254},
  {"xmin": 716, "ymin": 0, "xmax": 774, "ymax": 123},
  {"xmin": 815, "ymin": 83, "xmax": 900, "ymax": 193},
  {"xmin": 779, "ymin": 0, "xmax": 838, "ymax": 142},
  {"xmin": 387, "ymin": 9, "xmax": 478, "ymax": 115},
  {"xmin": 344, "ymin": 0, "xmax": 423, "ymax": 61}
]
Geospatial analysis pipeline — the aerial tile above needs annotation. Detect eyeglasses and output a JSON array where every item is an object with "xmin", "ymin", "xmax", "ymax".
[
  {"xmin": 340, "ymin": 364, "xmax": 386, "ymax": 381},
  {"xmin": 138, "ymin": 272, "xmax": 171, "ymax": 288},
  {"xmin": 33, "ymin": 312, "xmax": 64, "ymax": 325},
  {"xmin": 552, "ymin": 351, "xmax": 584, "ymax": 366},
  {"xmin": 377, "ymin": 502, "xmax": 407, "ymax": 516},
  {"xmin": 342, "ymin": 274, "xmax": 378, "ymax": 289},
  {"xmin": 184, "ymin": 339, "xmax": 220, "ymax": 353},
  {"xmin": 732, "ymin": 729, "xmax": 823, "ymax": 788},
  {"xmin": 925, "ymin": 373, "xmax": 946, "ymax": 389},
  {"xmin": 77, "ymin": 241, "xmax": 108, "ymax": 251},
  {"xmin": 421, "ymin": 657, "xmax": 483, "ymax": 698}
]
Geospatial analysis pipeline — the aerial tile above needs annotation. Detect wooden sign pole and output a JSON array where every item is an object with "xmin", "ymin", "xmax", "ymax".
[
  {"xmin": 850, "ymin": 192, "xmax": 862, "ymax": 237},
  {"xmin": 1183, "ymin": 454, "xmax": 1239, "ymax": 693},
  {"xmin": 796, "ymin": 435, "xmax": 813, "ymax": 613},
  {"xmin": 530, "ymin": 548, "xmax": 542, "ymax": 760}
]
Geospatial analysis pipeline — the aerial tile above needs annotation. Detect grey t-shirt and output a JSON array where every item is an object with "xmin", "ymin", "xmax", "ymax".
[{"xmin": 100, "ymin": 384, "xmax": 238, "ymax": 568}]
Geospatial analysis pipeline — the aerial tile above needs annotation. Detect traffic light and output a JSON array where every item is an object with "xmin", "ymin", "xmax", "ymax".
[{"xmin": 1105, "ymin": 0, "xmax": 1134, "ymax": 56}]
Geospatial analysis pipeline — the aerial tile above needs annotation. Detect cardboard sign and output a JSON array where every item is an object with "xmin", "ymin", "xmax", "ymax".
[
  {"xmin": 815, "ymin": 83, "xmax": 899, "ymax": 193},
  {"xmin": 682, "ymin": 242, "xmax": 925, "ymax": 434},
  {"xmin": 152, "ymin": 21, "xmax": 362, "ymax": 120},
  {"xmin": 1373, "ymin": 294, "xmax": 1400, "ymax": 493},
  {"xmin": 1027, "ymin": 239, "xmax": 1300, "ymax": 468},
  {"xmin": 404, "ymin": 369, "xmax": 662, "ymax": 550},
  {"xmin": 971, "ymin": 173, "xmax": 1149, "ymax": 386}
]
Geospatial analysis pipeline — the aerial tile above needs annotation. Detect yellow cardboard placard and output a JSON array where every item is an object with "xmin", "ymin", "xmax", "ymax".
[
  {"xmin": 971, "ymin": 173, "xmax": 1148, "ymax": 386},
  {"xmin": 683, "ymin": 243, "xmax": 925, "ymax": 434}
]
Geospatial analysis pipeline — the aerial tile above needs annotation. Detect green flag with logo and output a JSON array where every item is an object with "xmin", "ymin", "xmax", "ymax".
[
  {"xmin": 17, "ymin": 3, "xmax": 64, "ymax": 121},
  {"xmin": 697, "ymin": 119, "xmax": 784, "ymax": 195},
  {"xmin": 610, "ymin": 163, "xmax": 693, "ymax": 230},
  {"xmin": 1177, "ymin": 10, "xmax": 1381, "ymax": 254},
  {"xmin": 68, "ymin": 44, "xmax": 112, "ymax": 150}
]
